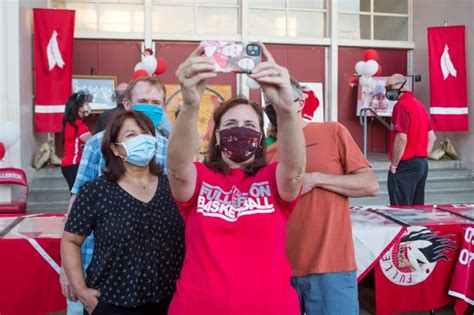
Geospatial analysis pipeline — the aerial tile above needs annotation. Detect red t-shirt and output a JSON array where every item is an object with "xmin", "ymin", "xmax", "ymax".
[
  {"xmin": 389, "ymin": 92, "xmax": 432, "ymax": 161},
  {"xmin": 61, "ymin": 119, "xmax": 90, "ymax": 166},
  {"xmin": 168, "ymin": 162, "xmax": 300, "ymax": 315}
]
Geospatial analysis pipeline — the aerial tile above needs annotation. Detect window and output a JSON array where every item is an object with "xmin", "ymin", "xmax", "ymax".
[
  {"xmin": 151, "ymin": 0, "xmax": 239, "ymax": 35},
  {"xmin": 52, "ymin": 0, "xmax": 144, "ymax": 33},
  {"xmin": 338, "ymin": 0, "xmax": 408, "ymax": 41},
  {"xmin": 249, "ymin": 0, "xmax": 327, "ymax": 38},
  {"xmin": 50, "ymin": 0, "xmax": 410, "ymax": 43}
]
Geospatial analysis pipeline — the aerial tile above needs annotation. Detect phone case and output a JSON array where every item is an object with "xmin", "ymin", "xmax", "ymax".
[{"xmin": 201, "ymin": 40, "xmax": 262, "ymax": 74}]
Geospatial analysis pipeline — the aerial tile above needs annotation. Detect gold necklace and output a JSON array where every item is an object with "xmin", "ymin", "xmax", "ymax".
[{"xmin": 141, "ymin": 177, "xmax": 155, "ymax": 190}]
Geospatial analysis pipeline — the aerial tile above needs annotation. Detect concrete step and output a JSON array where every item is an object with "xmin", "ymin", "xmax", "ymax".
[
  {"xmin": 352, "ymin": 191, "xmax": 474, "ymax": 207},
  {"xmin": 27, "ymin": 167, "xmax": 69, "ymax": 214},
  {"xmin": 370, "ymin": 159, "xmax": 463, "ymax": 170},
  {"xmin": 352, "ymin": 156, "xmax": 474, "ymax": 206},
  {"xmin": 29, "ymin": 176, "xmax": 69, "ymax": 188},
  {"xmin": 27, "ymin": 200, "xmax": 69, "ymax": 214},
  {"xmin": 25, "ymin": 160, "xmax": 474, "ymax": 210},
  {"xmin": 28, "ymin": 167, "xmax": 68, "ymax": 187},
  {"xmin": 29, "ymin": 187, "xmax": 70, "ymax": 203},
  {"xmin": 352, "ymin": 184, "xmax": 474, "ymax": 206},
  {"xmin": 372, "ymin": 167, "xmax": 472, "ymax": 179},
  {"xmin": 375, "ymin": 177, "xmax": 474, "ymax": 190}
]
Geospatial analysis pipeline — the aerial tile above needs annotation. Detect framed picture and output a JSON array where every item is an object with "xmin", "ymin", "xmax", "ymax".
[
  {"xmin": 72, "ymin": 75, "xmax": 117, "ymax": 111},
  {"xmin": 356, "ymin": 76, "xmax": 413, "ymax": 117}
]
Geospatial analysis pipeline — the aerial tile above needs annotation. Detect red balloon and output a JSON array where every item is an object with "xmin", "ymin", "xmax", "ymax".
[
  {"xmin": 0, "ymin": 143, "xmax": 5, "ymax": 160},
  {"xmin": 154, "ymin": 57, "xmax": 168, "ymax": 75},
  {"xmin": 364, "ymin": 49, "xmax": 378, "ymax": 61},
  {"xmin": 132, "ymin": 69, "xmax": 149, "ymax": 80},
  {"xmin": 348, "ymin": 76, "xmax": 359, "ymax": 85},
  {"xmin": 374, "ymin": 64, "xmax": 382, "ymax": 76}
]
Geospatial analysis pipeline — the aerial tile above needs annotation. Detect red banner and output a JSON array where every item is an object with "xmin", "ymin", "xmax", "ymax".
[
  {"xmin": 375, "ymin": 225, "xmax": 462, "ymax": 314},
  {"xmin": 33, "ymin": 9, "xmax": 75, "ymax": 133},
  {"xmin": 427, "ymin": 25, "xmax": 469, "ymax": 132},
  {"xmin": 449, "ymin": 225, "xmax": 474, "ymax": 313}
]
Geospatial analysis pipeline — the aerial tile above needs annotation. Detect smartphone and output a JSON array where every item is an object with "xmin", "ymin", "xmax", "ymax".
[{"xmin": 200, "ymin": 40, "xmax": 262, "ymax": 74}]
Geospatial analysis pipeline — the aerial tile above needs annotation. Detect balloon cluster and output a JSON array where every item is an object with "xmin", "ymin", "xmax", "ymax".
[
  {"xmin": 0, "ymin": 121, "xmax": 21, "ymax": 160},
  {"xmin": 354, "ymin": 49, "xmax": 382, "ymax": 88},
  {"xmin": 132, "ymin": 48, "xmax": 168, "ymax": 79}
]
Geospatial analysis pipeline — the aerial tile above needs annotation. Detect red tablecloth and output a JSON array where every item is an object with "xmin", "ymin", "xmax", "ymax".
[
  {"xmin": 352, "ymin": 205, "xmax": 474, "ymax": 315},
  {"xmin": 0, "ymin": 214, "xmax": 65, "ymax": 315},
  {"xmin": 374, "ymin": 224, "xmax": 464, "ymax": 315}
]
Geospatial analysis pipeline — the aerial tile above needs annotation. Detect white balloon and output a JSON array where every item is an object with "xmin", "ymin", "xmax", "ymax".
[
  {"xmin": 363, "ymin": 60, "xmax": 379, "ymax": 77},
  {"xmin": 246, "ymin": 77, "xmax": 260, "ymax": 90},
  {"xmin": 359, "ymin": 76, "xmax": 373, "ymax": 88},
  {"xmin": 134, "ymin": 62, "xmax": 144, "ymax": 72},
  {"xmin": 0, "ymin": 121, "xmax": 20, "ymax": 147},
  {"xmin": 355, "ymin": 61, "xmax": 366, "ymax": 76},
  {"xmin": 141, "ymin": 56, "xmax": 157, "ymax": 75}
]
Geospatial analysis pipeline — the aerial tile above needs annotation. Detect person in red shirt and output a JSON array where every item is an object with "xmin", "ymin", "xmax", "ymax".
[
  {"xmin": 166, "ymin": 43, "xmax": 305, "ymax": 315},
  {"xmin": 61, "ymin": 91, "xmax": 93, "ymax": 191},
  {"xmin": 386, "ymin": 73, "xmax": 437, "ymax": 205}
]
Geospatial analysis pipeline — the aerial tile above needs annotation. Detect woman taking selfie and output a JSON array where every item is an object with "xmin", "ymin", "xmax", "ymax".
[
  {"xmin": 166, "ymin": 43, "xmax": 306, "ymax": 315},
  {"xmin": 61, "ymin": 110, "xmax": 184, "ymax": 315}
]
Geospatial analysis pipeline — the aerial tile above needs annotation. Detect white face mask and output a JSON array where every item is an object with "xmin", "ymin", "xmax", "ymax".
[{"xmin": 83, "ymin": 103, "xmax": 91, "ymax": 117}]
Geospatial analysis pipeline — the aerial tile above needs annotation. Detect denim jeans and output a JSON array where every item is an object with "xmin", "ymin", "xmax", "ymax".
[{"xmin": 290, "ymin": 271, "xmax": 359, "ymax": 315}]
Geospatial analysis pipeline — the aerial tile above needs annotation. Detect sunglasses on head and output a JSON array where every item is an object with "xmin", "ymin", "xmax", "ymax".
[
  {"xmin": 76, "ymin": 90, "xmax": 93, "ymax": 103},
  {"xmin": 385, "ymin": 80, "xmax": 407, "ymax": 91}
]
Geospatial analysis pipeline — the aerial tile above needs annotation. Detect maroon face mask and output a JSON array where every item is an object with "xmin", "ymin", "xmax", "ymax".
[{"xmin": 218, "ymin": 126, "xmax": 261, "ymax": 163}]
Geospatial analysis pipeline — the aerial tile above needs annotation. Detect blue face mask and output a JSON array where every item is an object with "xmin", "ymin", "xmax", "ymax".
[
  {"xmin": 156, "ymin": 113, "xmax": 173, "ymax": 138},
  {"xmin": 132, "ymin": 104, "xmax": 164, "ymax": 127},
  {"xmin": 117, "ymin": 134, "xmax": 156, "ymax": 166}
]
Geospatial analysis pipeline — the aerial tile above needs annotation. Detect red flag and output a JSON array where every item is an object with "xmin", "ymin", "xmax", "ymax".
[
  {"xmin": 374, "ymin": 225, "xmax": 462, "ymax": 314},
  {"xmin": 33, "ymin": 9, "xmax": 75, "ymax": 133},
  {"xmin": 427, "ymin": 25, "xmax": 469, "ymax": 131}
]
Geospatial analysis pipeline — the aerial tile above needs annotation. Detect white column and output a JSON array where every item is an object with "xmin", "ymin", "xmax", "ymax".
[
  {"xmin": 144, "ymin": 0, "xmax": 152, "ymax": 50},
  {"xmin": 0, "ymin": 0, "xmax": 21, "ymax": 202},
  {"xmin": 328, "ymin": 0, "xmax": 338, "ymax": 121},
  {"xmin": 0, "ymin": 0, "xmax": 21, "ymax": 168}
]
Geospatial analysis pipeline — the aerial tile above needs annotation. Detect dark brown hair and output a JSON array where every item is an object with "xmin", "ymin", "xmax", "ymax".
[
  {"xmin": 101, "ymin": 110, "xmax": 162, "ymax": 182},
  {"xmin": 125, "ymin": 76, "xmax": 167, "ymax": 103},
  {"xmin": 204, "ymin": 95, "xmax": 267, "ymax": 176}
]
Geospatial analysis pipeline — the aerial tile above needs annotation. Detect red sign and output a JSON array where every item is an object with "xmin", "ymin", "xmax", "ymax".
[
  {"xmin": 33, "ymin": 9, "xmax": 75, "ymax": 132},
  {"xmin": 427, "ymin": 25, "xmax": 469, "ymax": 131}
]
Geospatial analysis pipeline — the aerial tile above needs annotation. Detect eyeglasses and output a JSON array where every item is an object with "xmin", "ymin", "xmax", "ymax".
[{"xmin": 385, "ymin": 80, "xmax": 407, "ymax": 90}]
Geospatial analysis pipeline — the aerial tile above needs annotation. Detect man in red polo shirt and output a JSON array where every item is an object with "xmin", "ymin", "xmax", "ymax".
[{"xmin": 386, "ymin": 73, "xmax": 437, "ymax": 206}]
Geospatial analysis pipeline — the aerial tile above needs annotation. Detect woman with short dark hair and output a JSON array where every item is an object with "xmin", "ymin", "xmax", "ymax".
[
  {"xmin": 61, "ymin": 91, "xmax": 93, "ymax": 191},
  {"xmin": 61, "ymin": 110, "xmax": 185, "ymax": 315},
  {"xmin": 166, "ymin": 43, "xmax": 306, "ymax": 315}
]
